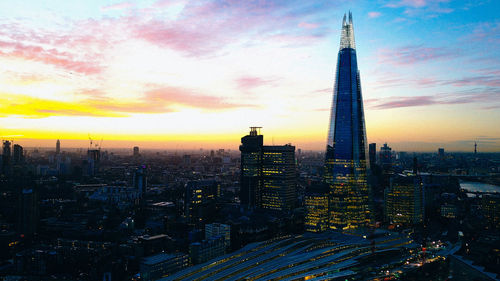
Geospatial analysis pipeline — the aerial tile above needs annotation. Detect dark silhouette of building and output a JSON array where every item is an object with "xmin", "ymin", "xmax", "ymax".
[
  {"xmin": 13, "ymin": 144, "xmax": 24, "ymax": 164},
  {"xmin": 438, "ymin": 148, "xmax": 445, "ymax": 158},
  {"xmin": 379, "ymin": 143, "xmax": 392, "ymax": 173},
  {"xmin": 369, "ymin": 143, "xmax": 376, "ymax": 169},
  {"xmin": 323, "ymin": 12, "xmax": 370, "ymax": 230},
  {"xmin": 134, "ymin": 165, "xmax": 147, "ymax": 197},
  {"xmin": 18, "ymin": 187, "xmax": 39, "ymax": 238},
  {"xmin": 239, "ymin": 127, "xmax": 264, "ymax": 208},
  {"xmin": 87, "ymin": 149, "xmax": 100, "ymax": 176},
  {"xmin": 185, "ymin": 180, "xmax": 219, "ymax": 228},
  {"xmin": 133, "ymin": 146, "xmax": 140, "ymax": 157},
  {"xmin": 56, "ymin": 139, "xmax": 60, "ymax": 154},
  {"xmin": 239, "ymin": 127, "xmax": 296, "ymax": 211},
  {"xmin": 2, "ymin": 140, "xmax": 11, "ymax": 175}
]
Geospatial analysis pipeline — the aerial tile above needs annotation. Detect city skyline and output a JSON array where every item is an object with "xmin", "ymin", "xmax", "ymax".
[{"xmin": 1, "ymin": 0, "xmax": 500, "ymax": 152}]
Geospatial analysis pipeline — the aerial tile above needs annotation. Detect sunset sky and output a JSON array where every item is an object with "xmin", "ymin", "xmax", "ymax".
[{"xmin": 1, "ymin": 0, "xmax": 499, "ymax": 151}]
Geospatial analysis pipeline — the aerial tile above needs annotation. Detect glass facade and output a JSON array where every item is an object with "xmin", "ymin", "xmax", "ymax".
[
  {"xmin": 324, "ymin": 12, "xmax": 370, "ymax": 230},
  {"xmin": 261, "ymin": 146, "xmax": 296, "ymax": 211},
  {"xmin": 384, "ymin": 176, "xmax": 423, "ymax": 225},
  {"xmin": 240, "ymin": 128, "xmax": 296, "ymax": 210}
]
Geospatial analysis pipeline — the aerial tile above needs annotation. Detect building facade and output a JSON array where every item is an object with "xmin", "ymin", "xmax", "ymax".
[
  {"xmin": 323, "ymin": 12, "xmax": 370, "ymax": 230},
  {"xmin": 205, "ymin": 223, "xmax": 231, "ymax": 250},
  {"xmin": 239, "ymin": 128, "xmax": 296, "ymax": 211},
  {"xmin": 304, "ymin": 183, "xmax": 329, "ymax": 233},
  {"xmin": 384, "ymin": 175, "xmax": 424, "ymax": 225}
]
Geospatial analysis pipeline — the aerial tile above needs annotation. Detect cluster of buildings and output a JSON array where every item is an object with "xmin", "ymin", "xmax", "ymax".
[{"xmin": 0, "ymin": 12, "xmax": 499, "ymax": 281}]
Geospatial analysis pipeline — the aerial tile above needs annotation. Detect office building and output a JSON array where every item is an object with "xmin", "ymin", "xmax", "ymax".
[
  {"xmin": 261, "ymin": 145, "xmax": 296, "ymax": 211},
  {"xmin": 323, "ymin": 12, "xmax": 370, "ymax": 230},
  {"xmin": 140, "ymin": 253, "xmax": 188, "ymax": 281},
  {"xmin": 384, "ymin": 175, "xmax": 423, "ymax": 225},
  {"xmin": 189, "ymin": 236, "xmax": 226, "ymax": 265},
  {"xmin": 482, "ymin": 194, "xmax": 500, "ymax": 229},
  {"xmin": 369, "ymin": 143, "xmax": 376, "ymax": 169},
  {"xmin": 379, "ymin": 143, "xmax": 392, "ymax": 172},
  {"xmin": 13, "ymin": 144, "xmax": 24, "ymax": 164},
  {"xmin": 438, "ymin": 148, "xmax": 445, "ymax": 158},
  {"xmin": 18, "ymin": 188, "xmax": 39, "ymax": 237},
  {"xmin": 240, "ymin": 127, "xmax": 264, "ymax": 208},
  {"xmin": 2, "ymin": 140, "xmax": 11, "ymax": 175},
  {"xmin": 133, "ymin": 146, "xmax": 140, "ymax": 157},
  {"xmin": 185, "ymin": 180, "xmax": 219, "ymax": 227},
  {"xmin": 133, "ymin": 165, "xmax": 147, "ymax": 197},
  {"xmin": 304, "ymin": 183, "xmax": 329, "ymax": 233},
  {"xmin": 87, "ymin": 149, "xmax": 100, "ymax": 176},
  {"xmin": 239, "ymin": 127, "xmax": 296, "ymax": 211},
  {"xmin": 205, "ymin": 223, "xmax": 230, "ymax": 249}
]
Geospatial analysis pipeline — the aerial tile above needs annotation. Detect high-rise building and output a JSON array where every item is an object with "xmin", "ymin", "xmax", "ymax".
[
  {"xmin": 185, "ymin": 180, "xmax": 219, "ymax": 227},
  {"xmin": 369, "ymin": 143, "xmax": 376, "ymax": 168},
  {"xmin": 18, "ymin": 188, "xmax": 39, "ymax": 237},
  {"xmin": 13, "ymin": 144, "xmax": 24, "ymax": 164},
  {"xmin": 87, "ymin": 149, "xmax": 100, "ymax": 176},
  {"xmin": 261, "ymin": 145, "xmax": 296, "ymax": 211},
  {"xmin": 384, "ymin": 175, "xmax": 423, "ymax": 226},
  {"xmin": 239, "ymin": 128, "xmax": 296, "ymax": 211},
  {"xmin": 438, "ymin": 148, "xmax": 445, "ymax": 158},
  {"xmin": 205, "ymin": 223, "xmax": 231, "ymax": 249},
  {"xmin": 323, "ymin": 12, "xmax": 370, "ymax": 230},
  {"xmin": 379, "ymin": 143, "xmax": 392, "ymax": 171},
  {"xmin": 240, "ymin": 127, "xmax": 264, "ymax": 208},
  {"xmin": 2, "ymin": 140, "xmax": 11, "ymax": 175},
  {"xmin": 133, "ymin": 146, "xmax": 140, "ymax": 157},
  {"xmin": 304, "ymin": 183, "xmax": 329, "ymax": 233},
  {"xmin": 134, "ymin": 165, "xmax": 147, "ymax": 197},
  {"xmin": 56, "ymin": 139, "xmax": 60, "ymax": 154}
]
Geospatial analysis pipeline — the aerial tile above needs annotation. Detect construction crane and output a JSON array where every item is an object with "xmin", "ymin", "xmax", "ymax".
[{"xmin": 88, "ymin": 134, "xmax": 103, "ymax": 150}]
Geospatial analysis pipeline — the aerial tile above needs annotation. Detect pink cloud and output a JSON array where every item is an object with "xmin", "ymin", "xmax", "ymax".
[
  {"xmin": 466, "ymin": 22, "xmax": 500, "ymax": 44},
  {"xmin": 101, "ymin": 2, "xmax": 134, "ymax": 11},
  {"xmin": 373, "ymin": 96, "xmax": 435, "ymax": 109},
  {"xmin": 132, "ymin": 1, "xmax": 331, "ymax": 56},
  {"xmin": 368, "ymin": 12, "xmax": 382, "ymax": 18},
  {"xmin": 377, "ymin": 45, "xmax": 459, "ymax": 65},
  {"xmin": 235, "ymin": 76, "xmax": 279, "ymax": 90},
  {"xmin": 298, "ymin": 22, "xmax": 319, "ymax": 29},
  {"xmin": 0, "ymin": 40, "xmax": 102, "ymax": 75}
]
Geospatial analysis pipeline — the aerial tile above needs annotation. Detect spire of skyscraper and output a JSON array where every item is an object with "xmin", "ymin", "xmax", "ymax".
[
  {"xmin": 340, "ymin": 12, "xmax": 356, "ymax": 50},
  {"xmin": 324, "ymin": 12, "xmax": 370, "ymax": 230}
]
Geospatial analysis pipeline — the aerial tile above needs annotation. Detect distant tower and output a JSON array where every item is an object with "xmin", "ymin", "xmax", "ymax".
[
  {"xmin": 133, "ymin": 146, "xmax": 140, "ymax": 157},
  {"xmin": 413, "ymin": 157, "xmax": 418, "ymax": 175},
  {"xmin": 474, "ymin": 142, "xmax": 477, "ymax": 154},
  {"xmin": 13, "ymin": 144, "xmax": 24, "ymax": 164},
  {"xmin": 369, "ymin": 143, "xmax": 376, "ymax": 169},
  {"xmin": 133, "ymin": 165, "xmax": 147, "ymax": 197},
  {"xmin": 56, "ymin": 139, "xmax": 61, "ymax": 154},
  {"xmin": 438, "ymin": 148, "xmax": 445, "ymax": 158},
  {"xmin": 2, "ymin": 140, "xmax": 12, "ymax": 175},
  {"xmin": 379, "ymin": 143, "xmax": 392, "ymax": 173}
]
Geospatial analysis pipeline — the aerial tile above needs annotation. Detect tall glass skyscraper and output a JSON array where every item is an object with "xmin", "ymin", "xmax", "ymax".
[{"xmin": 324, "ymin": 12, "xmax": 370, "ymax": 230}]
